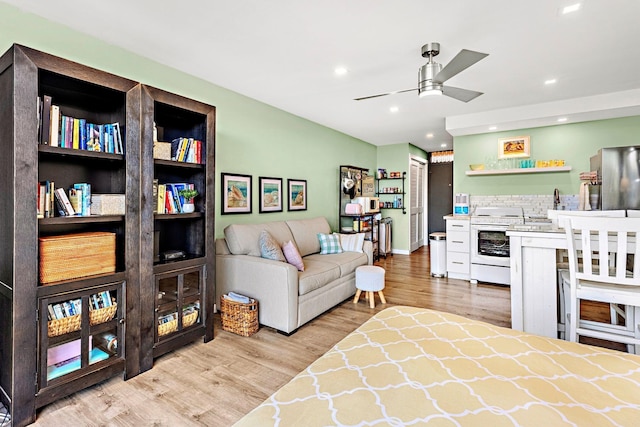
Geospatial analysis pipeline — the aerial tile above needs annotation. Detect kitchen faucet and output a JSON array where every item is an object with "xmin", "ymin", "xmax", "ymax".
[{"xmin": 553, "ymin": 188, "xmax": 560, "ymax": 210}]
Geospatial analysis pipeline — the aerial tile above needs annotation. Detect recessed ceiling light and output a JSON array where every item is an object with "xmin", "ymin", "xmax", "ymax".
[
  {"xmin": 334, "ymin": 66, "xmax": 348, "ymax": 76},
  {"xmin": 545, "ymin": 79, "xmax": 557, "ymax": 85},
  {"xmin": 557, "ymin": 117, "xmax": 568, "ymax": 122},
  {"xmin": 440, "ymin": 143, "xmax": 447, "ymax": 148},
  {"xmin": 489, "ymin": 126, "xmax": 497, "ymax": 131},
  {"xmin": 561, "ymin": 3, "xmax": 581, "ymax": 14},
  {"xmin": 426, "ymin": 133, "xmax": 434, "ymax": 138},
  {"xmin": 389, "ymin": 106, "xmax": 399, "ymax": 113}
]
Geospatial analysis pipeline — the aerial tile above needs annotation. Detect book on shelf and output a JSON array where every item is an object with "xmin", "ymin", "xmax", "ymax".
[
  {"xmin": 152, "ymin": 179, "xmax": 159, "ymax": 214},
  {"xmin": 38, "ymin": 95, "xmax": 124, "ymax": 154},
  {"xmin": 72, "ymin": 183, "xmax": 91, "ymax": 216},
  {"xmin": 156, "ymin": 182, "xmax": 195, "ymax": 214},
  {"xmin": 40, "ymin": 95, "xmax": 52, "ymax": 145},
  {"xmin": 46, "ymin": 291, "xmax": 115, "ymax": 322},
  {"xmin": 157, "ymin": 184, "xmax": 166, "ymax": 214},
  {"xmin": 47, "ymin": 347, "xmax": 109, "ymax": 381},
  {"xmin": 37, "ymin": 181, "xmax": 55, "ymax": 218},
  {"xmin": 49, "ymin": 104, "xmax": 60, "ymax": 147},
  {"xmin": 170, "ymin": 137, "xmax": 203, "ymax": 164},
  {"xmin": 54, "ymin": 188, "xmax": 75, "ymax": 216},
  {"xmin": 37, "ymin": 182, "xmax": 46, "ymax": 218}
]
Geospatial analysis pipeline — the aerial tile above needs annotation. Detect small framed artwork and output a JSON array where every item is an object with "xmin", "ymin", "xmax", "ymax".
[
  {"xmin": 498, "ymin": 136, "xmax": 530, "ymax": 159},
  {"xmin": 287, "ymin": 179, "xmax": 307, "ymax": 211},
  {"xmin": 221, "ymin": 173, "xmax": 252, "ymax": 214},
  {"xmin": 259, "ymin": 177, "xmax": 282, "ymax": 213}
]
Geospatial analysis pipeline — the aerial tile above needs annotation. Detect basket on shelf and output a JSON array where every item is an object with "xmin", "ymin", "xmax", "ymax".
[
  {"xmin": 220, "ymin": 296, "xmax": 259, "ymax": 337},
  {"xmin": 47, "ymin": 304, "xmax": 118, "ymax": 338},
  {"xmin": 157, "ymin": 310, "xmax": 200, "ymax": 337},
  {"xmin": 39, "ymin": 232, "xmax": 116, "ymax": 284},
  {"xmin": 157, "ymin": 317, "xmax": 178, "ymax": 337}
]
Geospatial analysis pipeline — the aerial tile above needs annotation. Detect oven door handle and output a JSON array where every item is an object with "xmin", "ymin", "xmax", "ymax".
[{"xmin": 471, "ymin": 225, "xmax": 510, "ymax": 232}]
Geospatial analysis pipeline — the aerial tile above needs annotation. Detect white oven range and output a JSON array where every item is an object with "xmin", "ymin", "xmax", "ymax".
[{"xmin": 470, "ymin": 207, "xmax": 524, "ymax": 286}]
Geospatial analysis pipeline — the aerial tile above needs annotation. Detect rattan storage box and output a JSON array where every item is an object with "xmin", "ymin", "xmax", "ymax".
[
  {"xmin": 153, "ymin": 141, "xmax": 172, "ymax": 160},
  {"xmin": 39, "ymin": 232, "xmax": 116, "ymax": 284},
  {"xmin": 91, "ymin": 194, "xmax": 126, "ymax": 215}
]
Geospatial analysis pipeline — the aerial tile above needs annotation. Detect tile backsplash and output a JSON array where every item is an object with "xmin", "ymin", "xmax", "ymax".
[{"xmin": 470, "ymin": 194, "xmax": 579, "ymax": 218}]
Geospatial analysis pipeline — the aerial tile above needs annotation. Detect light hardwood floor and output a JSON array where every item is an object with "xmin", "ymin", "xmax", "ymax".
[{"xmin": 29, "ymin": 248, "xmax": 519, "ymax": 425}]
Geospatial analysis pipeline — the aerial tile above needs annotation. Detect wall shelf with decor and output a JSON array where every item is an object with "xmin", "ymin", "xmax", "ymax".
[
  {"xmin": 465, "ymin": 166, "xmax": 572, "ymax": 176},
  {"xmin": 375, "ymin": 171, "xmax": 407, "ymax": 214}
]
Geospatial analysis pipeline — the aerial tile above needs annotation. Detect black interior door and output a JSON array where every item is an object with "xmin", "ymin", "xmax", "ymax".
[{"xmin": 428, "ymin": 161, "xmax": 453, "ymax": 235}]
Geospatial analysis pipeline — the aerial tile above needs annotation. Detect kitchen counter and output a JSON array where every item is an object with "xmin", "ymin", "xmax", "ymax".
[{"xmin": 443, "ymin": 214, "xmax": 470, "ymax": 220}]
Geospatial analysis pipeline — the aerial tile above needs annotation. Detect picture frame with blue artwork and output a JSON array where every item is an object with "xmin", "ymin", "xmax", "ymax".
[
  {"xmin": 221, "ymin": 173, "xmax": 252, "ymax": 214},
  {"xmin": 259, "ymin": 176, "xmax": 283, "ymax": 213},
  {"xmin": 287, "ymin": 179, "xmax": 307, "ymax": 211}
]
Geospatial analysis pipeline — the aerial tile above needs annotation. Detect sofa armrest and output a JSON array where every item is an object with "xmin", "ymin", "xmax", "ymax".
[
  {"xmin": 363, "ymin": 240, "xmax": 373, "ymax": 265},
  {"xmin": 216, "ymin": 254, "xmax": 300, "ymax": 333}
]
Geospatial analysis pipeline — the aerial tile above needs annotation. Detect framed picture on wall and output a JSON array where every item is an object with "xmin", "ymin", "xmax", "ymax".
[
  {"xmin": 259, "ymin": 177, "xmax": 282, "ymax": 213},
  {"xmin": 287, "ymin": 179, "xmax": 307, "ymax": 211},
  {"xmin": 498, "ymin": 136, "xmax": 530, "ymax": 159},
  {"xmin": 221, "ymin": 173, "xmax": 252, "ymax": 214}
]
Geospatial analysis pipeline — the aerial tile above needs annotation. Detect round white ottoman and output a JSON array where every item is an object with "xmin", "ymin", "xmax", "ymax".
[{"xmin": 354, "ymin": 265, "xmax": 386, "ymax": 309}]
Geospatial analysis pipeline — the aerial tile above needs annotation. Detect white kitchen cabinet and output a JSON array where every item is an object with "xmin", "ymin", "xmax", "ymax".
[{"xmin": 444, "ymin": 217, "xmax": 470, "ymax": 280}]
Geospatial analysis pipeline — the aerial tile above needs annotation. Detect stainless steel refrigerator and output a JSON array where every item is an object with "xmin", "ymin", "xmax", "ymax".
[{"xmin": 590, "ymin": 146, "xmax": 640, "ymax": 210}]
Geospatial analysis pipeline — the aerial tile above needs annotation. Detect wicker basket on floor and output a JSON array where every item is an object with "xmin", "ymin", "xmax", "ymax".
[
  {"xmin": 220, "ymin": 296, "xmax": 259, "ymax": 337},
  {"xmin": 47, "ymin": 304, "xmax": 118, "ymax": 337}
]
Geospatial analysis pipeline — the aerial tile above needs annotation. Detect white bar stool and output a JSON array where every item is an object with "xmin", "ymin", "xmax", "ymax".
[{"xmin": 354, "ymin": 265, "xmax": 386, "ymax": 309}]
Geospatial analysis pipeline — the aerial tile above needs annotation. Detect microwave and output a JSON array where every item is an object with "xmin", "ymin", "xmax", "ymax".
[{"xmin": 353, "ymin": 197, "xmax": 380, "ymax": 213}]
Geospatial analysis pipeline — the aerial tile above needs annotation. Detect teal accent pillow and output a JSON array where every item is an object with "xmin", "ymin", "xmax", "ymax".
[{"xmin": 317, "ymin": 233, "xmax": 343, "ymax": 255}]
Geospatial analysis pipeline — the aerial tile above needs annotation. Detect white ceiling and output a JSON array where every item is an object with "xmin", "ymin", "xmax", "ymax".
[{"xmin": 5, "ymin": 0, "xmax": 640, "ymax": 152}]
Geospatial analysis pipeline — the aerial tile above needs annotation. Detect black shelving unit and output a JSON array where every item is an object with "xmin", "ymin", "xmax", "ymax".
[
  {"xmin": 375, "ymin": 171, "xmax": 407, "ymax": 214},
  {"xmin": 339, "ymin": 165, "xmax": 379, "ymax": 261}
]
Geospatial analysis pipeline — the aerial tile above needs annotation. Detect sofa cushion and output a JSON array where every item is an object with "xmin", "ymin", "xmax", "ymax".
[
  {"xmin": 286, "ymin": 217, "xmax": 331, "ymax": 257},
  {"xmin": 259, "ymin": 230, "xmax": 286, "ymax": 262},
  {"xmin": 305, "ymin": 252, "xmax": 368, "ymax": 278},
  {"xmin": 318, "ymin": 233, "xmax": 342, "ymax": 254},
  {"xmin": 224, "ymin": 221, "xmax": 294, "ymax": 256},
  {"xmin": 298, "ymin": 259, "xmax": 341, "ymax": 295}
]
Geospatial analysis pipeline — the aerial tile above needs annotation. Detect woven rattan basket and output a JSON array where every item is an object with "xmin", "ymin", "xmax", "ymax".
[
  {"xmin": 220, "ymin": 296, "xmax": 258, "ymax": 337},
  {"xmin": 157, "ymin": 310, "xmax": 200, "ymax": 337},
  {"xmin": 39, "ymin": 232, "xmax": 116, "ymax": 284},
  {"xmin": 47, "ymin": 304, "xmax": 118, "ymax": 337}
]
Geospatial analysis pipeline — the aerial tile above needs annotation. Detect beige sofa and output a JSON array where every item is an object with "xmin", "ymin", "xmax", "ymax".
[{"xmin": 215, "ymin": 217, "xmax": 373, "ymax": 334}]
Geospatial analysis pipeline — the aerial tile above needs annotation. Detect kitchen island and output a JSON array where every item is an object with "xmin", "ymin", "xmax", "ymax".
[
  {"xmin": 507, "ymin": 224, "xmax": 565, "ymax": 338},
  {"xmin": 508, "ymin": 221, "xmax": 637, "ymax": 339}
]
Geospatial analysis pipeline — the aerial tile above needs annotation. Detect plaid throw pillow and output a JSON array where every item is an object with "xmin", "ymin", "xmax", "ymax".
[{"xmin": 318, "ymin": 233, "xmax": 343, "ymax": 255}]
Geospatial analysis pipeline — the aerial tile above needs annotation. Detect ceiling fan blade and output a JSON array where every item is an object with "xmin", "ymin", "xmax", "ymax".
[
  {"xmin": 354, "ymin": 88, "xmax": 416, "ymax": 101},
  {"xmin": 433, "ymin": 49, "xmax": 488, "ymax": 83},
  {"xmin": 442, "ymin": 85, "xmax": 484, "ymax": 103}
]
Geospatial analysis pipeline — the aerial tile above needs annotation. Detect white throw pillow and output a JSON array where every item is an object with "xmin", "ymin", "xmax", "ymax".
[{"xmin": 338, "ymin": 233, "xmax": 365, "ymax": 253}]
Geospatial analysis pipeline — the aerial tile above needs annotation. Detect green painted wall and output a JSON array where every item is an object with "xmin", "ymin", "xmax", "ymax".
[
  {"xmin": 0, "ymin": 3, "xmax": 376, "ymax": 237},
  {"xmin": 453, "ymin": 116, "xmax": 640, "ymax": 196}
]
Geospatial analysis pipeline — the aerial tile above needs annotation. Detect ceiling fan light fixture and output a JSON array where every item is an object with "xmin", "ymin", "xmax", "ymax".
[
  {"xmin": 418, "ymin": 62, "xmax": 443, "ymax": 98},
  {"xmin": 419, "ymin": 87, "xmax": 443, "ymax": 97}
]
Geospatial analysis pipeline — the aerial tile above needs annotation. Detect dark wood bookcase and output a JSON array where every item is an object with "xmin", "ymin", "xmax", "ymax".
[
  {"xmin": 0, "ymin": 45, "xmax": 215, "ymax": 426},
  {"xmin": 138, "ymin": 85, "xmax": 215, "ymax": 371}
]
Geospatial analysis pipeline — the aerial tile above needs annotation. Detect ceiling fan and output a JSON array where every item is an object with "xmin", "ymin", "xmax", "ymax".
[{"xmin": 354, "ymin": 42, "xmax": 488, "ymax": 103}]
